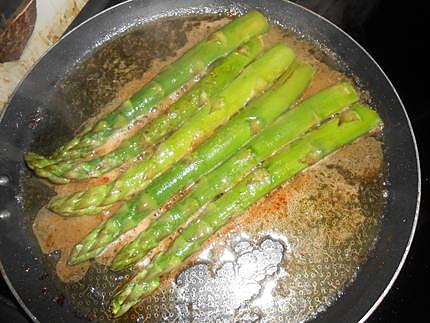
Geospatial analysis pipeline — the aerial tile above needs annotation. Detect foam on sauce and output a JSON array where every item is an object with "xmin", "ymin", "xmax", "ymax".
[{"xmin": 30, "ymin": 15, "xmax": 384, "ymax": 322}]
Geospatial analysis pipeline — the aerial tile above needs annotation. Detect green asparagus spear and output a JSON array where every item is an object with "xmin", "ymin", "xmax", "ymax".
[
  {"xmin": 25, "ymin": 11, "xmax": 269, "ymax": 169},
  {"xmin": 30, "ymin": 38, "xmax": 264, "ymax": 184},
  {"xmin": 69, "ymin": 79, "xmax": 362, "ymax": 265},
  {"xmin": 48, "ymin": 44, "xmax": 295, "ymax": 216},
  {"xmin": 110, "ymin": 77, "xmax": 362, "ymax": 271},
  {"xmin": 110, "ymin": 103, "xmax": 382, "ymax": 317}
]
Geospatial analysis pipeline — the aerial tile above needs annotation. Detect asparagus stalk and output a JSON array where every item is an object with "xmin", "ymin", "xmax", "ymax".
[
  {"xmin": 25, "ymin": 11, "xmax": 269, "ymax": 169},
  {"xmin": 69, "ymin": 79, "xmax": 362, "ymax": 265},
  {"xmin": 49, "ymin": 44, "xmax": 295, "ymax": 216},
  {"xmin": 68, "ymin": 63, "xmax": 317, "ymax": 264},
  {"xmin": 110, "ymin": 77, "xmax": 362, "ymax": 271},
  {"xmin": 30, "ymin": 38, "xmax": 264, "ymax": 184},
  {"xmin": 110, "ymin": 103, "xmax": 382, "ymax": 317}
]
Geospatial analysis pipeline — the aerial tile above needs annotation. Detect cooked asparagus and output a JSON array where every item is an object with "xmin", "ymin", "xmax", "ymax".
[
  {"xmin": 25, "ymin": 11, "xmax": 269, "ymax": 170},
  {"xmin": 48, "ymin": 44, "xmax": 295, "ymax": 216},
  {"xmin": 110, "ymin": 103, "xmax": 382, "ymax": 317},
  {"xmin": 68, "ymin": 63, "xmax": 316, "ymax": 264},
  {"xmin": 30, "ymin": 38, "xmax": 264, "ymax": 184}
]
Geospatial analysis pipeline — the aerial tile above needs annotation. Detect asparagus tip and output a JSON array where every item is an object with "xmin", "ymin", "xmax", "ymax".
[{"xmin": 111, "ymin": 278, "xmax": 160, "ymax": 317}]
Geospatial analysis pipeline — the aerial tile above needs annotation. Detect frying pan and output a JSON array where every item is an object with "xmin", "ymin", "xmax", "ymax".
[{"xmin": 0, "ymin": 0, "xmax": 420, "ymax": 321}]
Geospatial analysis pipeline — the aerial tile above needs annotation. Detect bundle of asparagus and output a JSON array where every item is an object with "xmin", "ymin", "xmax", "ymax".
[{"xmin": 24, "ymin": 11, "xmax": 383, "ymax": 318}]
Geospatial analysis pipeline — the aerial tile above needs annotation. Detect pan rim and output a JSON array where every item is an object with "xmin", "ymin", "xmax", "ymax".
[{"xmin": 0, "ymin": 0, "xmax": 421, "ymax": 322}]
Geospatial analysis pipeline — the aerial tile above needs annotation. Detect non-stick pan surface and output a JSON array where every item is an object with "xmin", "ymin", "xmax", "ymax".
[{"xmin": 0, "ymin": 0, "xmax": 420, "ymax": 322}]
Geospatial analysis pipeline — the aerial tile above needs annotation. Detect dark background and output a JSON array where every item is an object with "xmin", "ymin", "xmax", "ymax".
[{"xmin": 1, "ymin": 0, "xmax": 428, "ymax": 321}]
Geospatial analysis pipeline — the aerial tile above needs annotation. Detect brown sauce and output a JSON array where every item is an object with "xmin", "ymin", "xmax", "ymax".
[{"xmin": 29, "ymin": 14, "xmax": 384, "ymax": 322}]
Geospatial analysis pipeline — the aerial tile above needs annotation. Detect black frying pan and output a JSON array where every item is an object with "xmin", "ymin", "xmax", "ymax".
[{"xmin": 0, "ymin": 0, "xmax": 420, "ymax": 322}]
